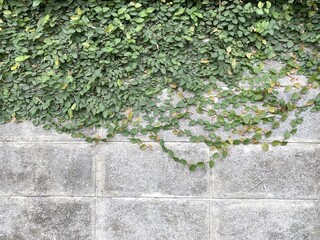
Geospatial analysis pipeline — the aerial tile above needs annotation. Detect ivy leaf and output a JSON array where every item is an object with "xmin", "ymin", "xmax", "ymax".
[
  {"xmin": 284, "ymin": 131, "xmax": 291, "ymax": 139},
  {"xmin": 209, "ymin": 160, "xmax": 214, "ymax": 168},
  {"xmin": 197, "ymin": 162, "xmax": 205, "ymax": 168},
  {"xmin": 208, "ymin": 109, "xmax": 216, "ymax": 116},
  {"xmin": 284, "ymin": 86, "xmax": 292, "ymax": 93},
  {"xmin": 189, "ymin": 164, "xmax": 197, "ymax": 171},
  {"xmin": 211, "ymin": 153, "xmax": 220, "ymax": 159},
  {"xmin": 291, "ymin": 93, "xmax": 300, "ymax": 100},
  {"xmin": 146, "ymin": 7, "xmax": 155, "ymax": 13},
  {"xmin": 287, "ymin": 40, "xmax": 294, "ymax": 48},
  {"xmin": 271, "ymin": 140, "xmax": 281, "ymax": 147},
  {"xmin": 261, "ymin": 143, "xmax": 269, "ymax": 151},
  {"xmin": 254, "ymin": 94, "xmax": 264, "ymax": 101},
  {"xmin": 134, "ymin": 18, "xmax": 144, "ymax": 23},
  {"xmin": 242, "ymin": 114, "xmax": 252, "ymax": 124},
  {"xmin": 258, "ymin": 2, "xmax": 264, "ymax": 9},
  {"xmin": 32, "ymin": 0, "xmax": 43, "ymax": 7},
  {"xmin": 117, "ymin": 8, "xmax": 126, "ymax": 15},
  {"xmin": 15, "ymin": 55, "xmax": 30, "ymax": 62}
]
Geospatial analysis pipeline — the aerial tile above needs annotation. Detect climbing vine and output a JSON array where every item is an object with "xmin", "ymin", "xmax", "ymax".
[{"xmin": 0, "ymin": 0, "xmax": 319, "ymax": 170}]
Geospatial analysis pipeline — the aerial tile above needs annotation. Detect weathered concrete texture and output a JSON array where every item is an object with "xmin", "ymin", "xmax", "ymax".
[
  {"xmin": 213, "ymin": 144, "xmax": 320, "ymax": 199},
  {"xmin": 0, "ymin": 122, "xmax": 97, "ymax": 142},
  {"xmin": 96, "ymin": 198, "xmax": 210, "ymax": 240},
  {"xmin": 269, "ymin": 110, "xmax": 320, "ymax": 142},
  {"xmin": 212, "ymin": 200, "xmax": 320, "ymax": 240},
  {"xmin": 0, "ymin": 143, "xmax": 95, "ymax": 196},
  {"xmin": 0, "ymin": 197, "xmax": 94, "ymax": 240},
  {"xmin": 96, "ymin": 142, "xmax": 210, "ymax": 197},
  {"xmin": 290, "ymin": 111, "xmax": 320, "ymax": 142},
  {"xmin": 0, "ymin": 91, "xmax": 319, "ymax": 239}
]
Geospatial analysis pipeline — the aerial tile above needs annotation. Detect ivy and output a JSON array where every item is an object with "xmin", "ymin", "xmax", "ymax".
[{"xmin": 0, "ymin": 0, "xmax": 319, "ymax": 170}]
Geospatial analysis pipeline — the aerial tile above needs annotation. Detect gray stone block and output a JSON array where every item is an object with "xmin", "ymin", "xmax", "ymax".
[
  {"xmin": 212, "ymin": 200, "xmax": 320, "ymax": 240},
  {"xmin": 96, "ymin": 142, "xmax": 210, "ymax": 197},
  {"xmin": 0, "ymin": 122, "xmax": 97, "ymax": 142},
  {"xmin": 213, "ymin": 143, "xmax": 320, "ymax": 199},
  {"xmin": 0, "ymin": 143, "xmax": 95, "ymax": 196},
  {"xmin": 0, "ymin": 197, "xmax": 94, "ymax": 240},
  {"xmin": 96, "ymin": 198, "xmax": 210, "ymax": 240}
]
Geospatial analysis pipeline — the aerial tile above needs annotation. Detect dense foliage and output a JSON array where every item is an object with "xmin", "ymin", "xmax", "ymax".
[{"xmin": 0, "ymin": 0, "xmax": 319, "ymax": 170}]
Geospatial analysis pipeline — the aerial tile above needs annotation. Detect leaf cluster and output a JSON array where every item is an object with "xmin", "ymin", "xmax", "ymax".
[{"xmin": 0, "ymin": 0, "xmax": 319, "ymax": 170}]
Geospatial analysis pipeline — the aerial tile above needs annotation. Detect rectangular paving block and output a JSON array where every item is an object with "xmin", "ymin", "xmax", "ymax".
[
  {"xmin": 0, "ymin": 122, "xmax": 97, "ymax": 142},
  {"xmin": 0, "ymin": 197, "xmax": 94, "ymax": 240},
  {"xmin": 96, "ymin": 198, "xmax": 210, "ymax": 240},
  {"xmin": 212, "ymin": 143, "xmax": 320, "ymax": 199},
  {"xmin": 96, "ymin": 142, "xmax": 210, "ymax": 197},
  {"xmin": 0, "ymin": 143, "xmax": 95, "ymax": 196},
  {"xmin": 211, "ymin": 200, "xmax": 320, "ymax": 240}
]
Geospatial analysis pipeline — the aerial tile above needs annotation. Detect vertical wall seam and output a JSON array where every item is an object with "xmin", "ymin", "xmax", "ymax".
[
  {"xmin": 93, "ymin": 143, "xmax": 97, "ymax": 240},
  {"xmin": 208, "ymin": 148, "xmax": 214, "ymax": 240}
]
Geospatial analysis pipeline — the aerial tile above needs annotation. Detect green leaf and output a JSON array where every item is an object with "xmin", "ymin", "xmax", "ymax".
[
  {"xmin": 291, "ymin": 93, "xmax": 300, "ymax": 100},
  {"xmin": 212, "ymin": 153, "xmax": 220, "ymax": 159},
  {"xmin": 258, "ymin": 2, "xmax": 264, "ymax": 9},
  {"xmin": 271, "ymin": 140, "xmax": 281, "ymax": 147},
  {"xmin": 139, "ymin": 144, "xmax": 147, "ymax": 150},
  {"xmin": 134, "ymin": 18, "xmax": 144, "ymax": 23},
  {"xmin": 117, "ymin": 8, "xmax": 126, "ymax": 15},
  {"xmin": 208, "ymin": 109, "xmax": 216, "ymax": 116},
  {"xmin": 15, "ymin": 55, "xmax": 30, "ymax": 62},
  {"xmin": 189, "ymin": 164, "xmax": 197, "ymax": 171},
  {"xmin": 254, "ymin": 94, "xmax": 264, "ymax": 101},
  {"xmin": 266, "ymin": 1, "xmax": 271, "ymax": 8},
  {"xmin": 209, "ymin": 160, "xmax": 215, "ymax": 168},
  {"xmin": 146, "ymin": 7, "xmax": 155, "ymax": 13},
  {"xmin": 32, "ymin": 0, "xmax": 43, "ymax": 7},
  {"xmin": 222, "ymin": 150, "xmax": 228, "ymax": 158},
  {"xmin": 261, "ymin": 143, "xmax": 269, "ymax": 151},
  {"xmin": 197, "ymin": 162, "xmax": 205, "ymax": 168},
  {"xmin": 284, "ymin": 86, "xmax": 292, "ymax": 93},
  {"xmin": 242, "ymin": 114, "xmax": 252, "ymax": 124},
  {"xmin": 284, "ymin": 131, "xmax": 291, "ymax": 139},
  {"xmin": 287, "ymin": 40, "xmax": 294, "ymax": 48}
]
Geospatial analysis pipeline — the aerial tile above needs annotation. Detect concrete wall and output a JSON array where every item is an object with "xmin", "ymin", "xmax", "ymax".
[{"xmin": 0, "ymin": 73, "xmax": 319, "ymax": 239}]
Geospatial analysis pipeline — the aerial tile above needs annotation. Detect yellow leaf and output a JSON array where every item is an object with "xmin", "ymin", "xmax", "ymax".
[
  {"xmin": 10, "ymin": 63, "xmax": 19, "ymax": 70},
  {"xmin": 127, "ymin": 110, "xmax": 133, "ymax": 121},
  {"xmin": 61, "ymin": 83, "xmax": 68, "ymax": 89},
  {"xmin": 306, "ymin": 100, "xmax": 314, "ymax": 106},
  {"xmin": 293, "ymin": 82, "xmax": 301, "ymax": 89},
  {"xmin": 54, "ymin": 55, "xmax": 60, "ymax": 68},
  {"xmin": 268, "ymin": 106, "xmax": 276, "ymax": 113},
  {"xmin": 105, "ymin": 24, "xmax": 114, "ymax": 33},
  {"xmin": 200, "ymin": 59, "xmax": 209, "ymax": 64},
  {"xmin": 76, "ymin": 7, "xmax": 84, "ymax": 15},
  {"xmin": 270, "ymin": 81, "xmax": 276, "ymax": 87},
  {"xmin": 71, "ymin": 103, "xmax": 77, "ymax": 110},
  {"xmin": 246, "ymin": 52, "xmax": 253, "ymax": 59},
  {"xmin": 231, "ymin": 58, "xmax": 237, "ymax": 69},
  {"xmin": 70, "ymin": 15, "xmax": 80, "ymax": 21},
  {"xmin": 177, "ymin": 92, "xmax": 184, "ymax": 98}
]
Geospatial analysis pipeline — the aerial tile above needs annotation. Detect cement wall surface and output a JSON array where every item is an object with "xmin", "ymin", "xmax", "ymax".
[{"xmin": 0, "ymin": 72, "xmax": 319, "ymax": 239}]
